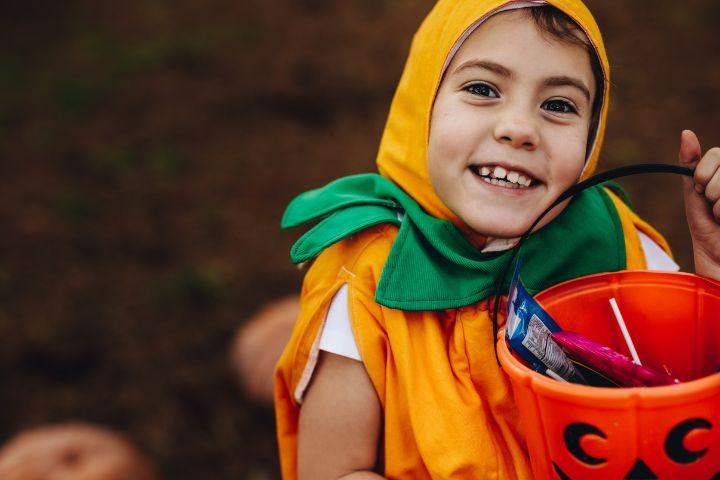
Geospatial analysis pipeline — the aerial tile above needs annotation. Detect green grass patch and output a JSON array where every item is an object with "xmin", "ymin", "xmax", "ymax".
[
  {"xmin": 0, "ymin": 56, "xmax": 25, "ymax": 90},
  {"xmin": 92, "ymin": 149, "xmax": 141, "ymax": 174},
  {"xmin": 146, "ymin": 145, "xmax": 187, "ymax": 177},
  {"xmin": 151, "ymin": 267, "xmax": 229, "ymax": 310},
  {"xmin": 51, "ymin": 78, "xmax": 106, "ymax": 117},
  {"xmin": 53, "ymin": 192, "xmax": 102, "ymax": 221}
]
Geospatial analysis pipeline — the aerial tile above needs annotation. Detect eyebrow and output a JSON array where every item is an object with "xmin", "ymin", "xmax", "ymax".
[
  {"xmin": 453, "ymin": 59, "xmax": 513, "ymax": 78},
  {"xmin": 452, "ymin": 60, "xmax": 592, "ymax": 102},
  {"xmin": 543, "ymin": 76, "xmax": 591, "ymax": 102}
]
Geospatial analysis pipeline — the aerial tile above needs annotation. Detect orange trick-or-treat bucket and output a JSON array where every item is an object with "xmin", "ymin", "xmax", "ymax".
[{"xmin": 498, "ymin": 270, "xmax": 720, "ymax": 480}]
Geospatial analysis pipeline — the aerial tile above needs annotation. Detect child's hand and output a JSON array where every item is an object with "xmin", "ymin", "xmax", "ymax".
[{"xmin": 679, "ymin": 129, "xmax": 720, "ymax": 280}]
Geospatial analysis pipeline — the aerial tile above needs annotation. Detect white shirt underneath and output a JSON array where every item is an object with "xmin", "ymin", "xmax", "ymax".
[
  {"xmin": 318, "ymin": 231, "xmax": 680, "ymax": 362},
  {"xmin": 318, "ymin": 284, "xmax": 362, "ymax": 361}
]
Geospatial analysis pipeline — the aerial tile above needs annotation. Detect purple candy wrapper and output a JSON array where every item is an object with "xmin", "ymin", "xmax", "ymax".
[{"xmin": 551, "ymin": 331, "xmax": 680, "ymax": 387}]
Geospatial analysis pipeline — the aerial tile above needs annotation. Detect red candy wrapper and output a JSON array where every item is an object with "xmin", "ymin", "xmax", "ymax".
[{"xmin": 551, "ymin": 331, "xmax": 680, "ymax": 387}]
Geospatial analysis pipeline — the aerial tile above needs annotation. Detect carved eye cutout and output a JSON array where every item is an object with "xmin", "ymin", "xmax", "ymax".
[
  {"xmin": 564, "ymin": 423, "xmax": 607, "ymax": 465},
  {"xmin": 554, "ymin": 418, "xmax": 717, "ymax": 480},
  {"xmin": 665, "ymin": 418, "xmax": 712, "ymax": 464}
]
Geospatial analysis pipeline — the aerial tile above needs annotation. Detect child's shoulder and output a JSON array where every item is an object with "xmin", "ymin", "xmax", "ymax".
[{"xmin": 304, "ymin": 224, "xmax": 399, "ymax": 289}]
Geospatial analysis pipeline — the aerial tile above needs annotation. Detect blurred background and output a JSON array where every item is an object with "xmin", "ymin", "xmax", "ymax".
[{"xmin": 1, "ymin": 0, "xmax": 719, "ymax": 478}]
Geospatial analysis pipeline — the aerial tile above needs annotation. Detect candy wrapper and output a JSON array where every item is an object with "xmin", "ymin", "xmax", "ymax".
[
  {"xmin": 551, "ymin": 331, "xmax": 680, "ymax": 387},
  {"xmin": 505, "ymin": 261, "xmax": 586, "ymax": 384}
]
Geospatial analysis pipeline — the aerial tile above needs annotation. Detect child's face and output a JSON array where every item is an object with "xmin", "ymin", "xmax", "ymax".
[{"xmin": 428, "ymin": 10, "xmax": 597, "ymax": 239}]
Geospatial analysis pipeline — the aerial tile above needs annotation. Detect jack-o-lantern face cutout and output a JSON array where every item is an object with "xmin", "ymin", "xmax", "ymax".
[
  {"xmin": 547, "ymin": 417, "xmax": 720, "ymax": 480},
  {"xmin": 563, "ymin": 423, "xmax": 606, "ymax": 466},
  {"xmin": 665, "ymin": 418, "xmax": 712, "ymax": 464}
]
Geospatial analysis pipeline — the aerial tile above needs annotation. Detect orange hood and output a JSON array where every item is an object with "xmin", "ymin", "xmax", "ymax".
[{"xmin": 375, "ymin": 0, "xmax": 610, "ymax": 224}]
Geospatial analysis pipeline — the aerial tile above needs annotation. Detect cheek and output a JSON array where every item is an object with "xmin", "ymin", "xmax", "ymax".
[
  {"xmin": 428, "ymin": 100, "xmax": 483, "ymax": 164},
  {"xmin": 428, "ymin": 115, "xmax": 459, "ymax": 165},
  {"xmin": 546, "ymin": 126, "xmax": 589, "ymax": 185}
]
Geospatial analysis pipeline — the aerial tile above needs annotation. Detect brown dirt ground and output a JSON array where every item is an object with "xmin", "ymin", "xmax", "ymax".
[{"xmin": 0, "ymin": 0, "xmax": 719, "ymax": 478}]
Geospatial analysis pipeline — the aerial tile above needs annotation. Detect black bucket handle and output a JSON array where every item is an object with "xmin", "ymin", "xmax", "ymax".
[{"xmin": 490, "ymin": 163, "xmax": 695, "ymax": 349}]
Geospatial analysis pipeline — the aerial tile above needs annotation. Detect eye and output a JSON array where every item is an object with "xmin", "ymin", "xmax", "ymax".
[
  {"xmin": 464, "ymin": 82, "xmax": 499, "ymax": 98},
  {"xmin": 542, "ymin": 99, "xmax": 577, "ymax": 114}
]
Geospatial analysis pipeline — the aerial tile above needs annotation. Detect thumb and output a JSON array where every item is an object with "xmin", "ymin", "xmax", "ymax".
[
  {"xmin": 679, "ymin": 129, "xmax": 702, "ymax": 166},
  {"xmin": 679, "ymin": 129, "xmax": 702, "ymax": 195}
]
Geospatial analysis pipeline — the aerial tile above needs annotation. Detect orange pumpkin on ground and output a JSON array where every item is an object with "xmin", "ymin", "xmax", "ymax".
[
  {"xmin": 230, "ymin": 295, "xmax": 299, "ymax": 404},
  {"xmin": 0, "ymin": 423, "xmax": 158, "ymax": 480}
]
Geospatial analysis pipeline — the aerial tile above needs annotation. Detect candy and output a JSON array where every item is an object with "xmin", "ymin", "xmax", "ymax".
[{"xmin": 551, "ymin": 331, "xmax": 679, "ymax": 387}]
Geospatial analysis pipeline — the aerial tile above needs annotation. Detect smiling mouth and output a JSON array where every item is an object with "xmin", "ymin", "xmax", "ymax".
[{"xmin": 468, "ymin": 165, "xmax": 538, "ymax": 189}]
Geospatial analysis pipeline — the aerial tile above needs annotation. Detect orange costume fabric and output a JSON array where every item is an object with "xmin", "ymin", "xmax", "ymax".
[{"xmin": 274, "ymin": 0, "xmax": 671, "ymax": 478}]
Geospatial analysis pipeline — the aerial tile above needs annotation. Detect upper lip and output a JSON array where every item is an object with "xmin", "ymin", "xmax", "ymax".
[{"xmin": 469, "ymin": 160, "xmax": 540, "ymax": 182}]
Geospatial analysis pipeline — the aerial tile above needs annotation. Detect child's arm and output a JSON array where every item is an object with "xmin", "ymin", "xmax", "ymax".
[
  {"xmin": 679, "ymin": 129, "xmax": 720, "ymax": 280},
  {"xmin": 297, "ymin": 351, "xmax": 385, "ymax": 480}
]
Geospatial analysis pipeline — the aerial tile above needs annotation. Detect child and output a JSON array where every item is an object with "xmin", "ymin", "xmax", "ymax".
[{"xmin": 275, "ymin": 0, "xmax": 720, "ymax": 478}]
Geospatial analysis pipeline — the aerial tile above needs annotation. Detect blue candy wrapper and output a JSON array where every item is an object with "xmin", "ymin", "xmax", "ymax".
[{"xmin": 505, "ymin": 260, "xmax": 586, "ymax": 384}]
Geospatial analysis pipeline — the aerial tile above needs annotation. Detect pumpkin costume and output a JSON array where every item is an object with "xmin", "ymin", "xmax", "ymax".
[{"xmin": 275, "ymin": 0, "xmax": 672, "ymax": 478}]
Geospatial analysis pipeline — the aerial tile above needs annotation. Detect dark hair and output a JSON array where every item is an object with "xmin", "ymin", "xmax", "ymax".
[{"xmin": 528, "ymin": 6, "xmax": 605, "ymax": 155}]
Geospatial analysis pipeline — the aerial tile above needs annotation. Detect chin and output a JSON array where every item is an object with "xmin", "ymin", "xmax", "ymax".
[
  {"xmin": 457, "ymin": 195, "xmax": 570, "ymax": 240},
  {"xmin": 464, "ymin": 218, "xmax": 533, "ymax": 240}
]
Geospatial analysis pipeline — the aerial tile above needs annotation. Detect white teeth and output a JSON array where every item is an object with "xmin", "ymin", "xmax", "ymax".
[
  {"xmin": 483, "ymin": 177, "xmax": 521, "ymax": 189},
  {"xmin": 476, "ymin": 164, "xmax": 535, "ymax": 188}
]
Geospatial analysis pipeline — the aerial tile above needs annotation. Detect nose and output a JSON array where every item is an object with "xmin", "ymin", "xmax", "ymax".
[{"xmin": 493, "ymin": 110, "xmax": 539, "ymax": 151}]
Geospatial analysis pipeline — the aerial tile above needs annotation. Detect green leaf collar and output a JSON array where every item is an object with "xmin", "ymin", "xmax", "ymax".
[{"xmin": 282, "ymin": 174, "xmax": 626, "ymax": 311}]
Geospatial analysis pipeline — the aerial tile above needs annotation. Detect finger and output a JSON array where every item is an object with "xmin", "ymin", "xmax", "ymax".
[
  {"xmin": 685, "ymin": 183, "xmax": 717, "ymax": 237},
  {"xmin": 694, "ymin": 147, "xmax": 720, "ymax": 193},
  {"xmin": 703, "ymin": 167, "xmax": 720, "ymax": 203},
  {"xmin": 679, "ymin": 129, "xmax": 702, "ymax": 166},
  {"xmin": 680, "ymin": 130, "xmax": 703, "ymax": 197}
]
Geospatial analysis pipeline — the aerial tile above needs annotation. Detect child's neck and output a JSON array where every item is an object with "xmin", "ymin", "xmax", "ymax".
[
  {"xmin": 481, "ymin": 237, "xmax": 521, "ymax": 253},
  {"xmin": 455, "ymin": 223, "xmax": 520, "ymax": 252}
]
